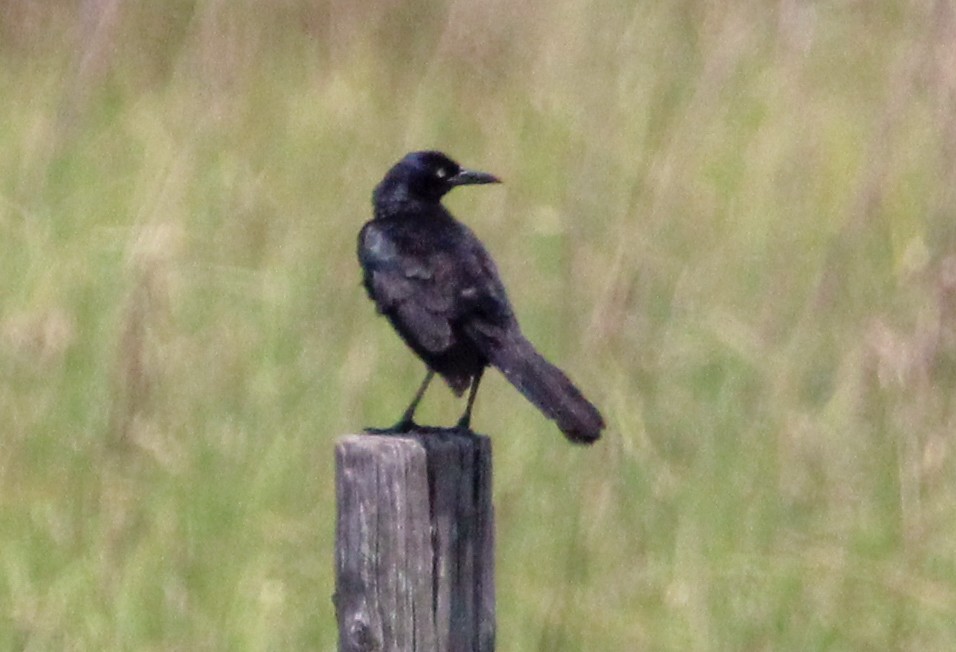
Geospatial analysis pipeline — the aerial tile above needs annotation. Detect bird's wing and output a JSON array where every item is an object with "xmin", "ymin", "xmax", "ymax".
[
  {"xmin": 456, "ymin": 231, "xmax": 516, "ymax": 329},
  {"xmin": 358, "ymin": 222, "xmax": 458, "ymax": 353}
]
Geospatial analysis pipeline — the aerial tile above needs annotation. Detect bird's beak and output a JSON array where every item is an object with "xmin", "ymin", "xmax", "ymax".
[{"xmin": 450, "ymin": 168, "xmax": 501, "ymax": 186}]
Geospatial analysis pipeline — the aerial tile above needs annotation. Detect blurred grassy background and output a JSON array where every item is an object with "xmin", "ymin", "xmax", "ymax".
[{"xmin": 2, "ymin": 0, "xmax": 956, "ymax": 649}]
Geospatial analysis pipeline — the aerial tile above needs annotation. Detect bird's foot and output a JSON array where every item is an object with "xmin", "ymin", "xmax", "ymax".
[{"xmin": 363, "ymin": 419, "xmax": 419, "ymax": 436}]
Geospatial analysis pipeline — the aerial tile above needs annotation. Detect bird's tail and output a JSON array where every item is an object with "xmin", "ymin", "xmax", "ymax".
[{"xmin": 473, "ymin": 329, "xmax": 604, "ymax": 444}]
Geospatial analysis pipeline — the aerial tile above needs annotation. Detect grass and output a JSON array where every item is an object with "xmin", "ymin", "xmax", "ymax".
[{"xmin": 2, "ymin": 0, "xmax": 956, "ymax": 649}]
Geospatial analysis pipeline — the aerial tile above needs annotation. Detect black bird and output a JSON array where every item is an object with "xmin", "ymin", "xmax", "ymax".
[{"xmin": 358, "ymin": 151, "xmax": 605, "ymax": 444}]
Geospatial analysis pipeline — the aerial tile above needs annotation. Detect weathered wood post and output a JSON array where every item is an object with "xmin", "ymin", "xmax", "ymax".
[{"xmin": 334, "ymin": 429, "xmax": 494, "ymax": 652}]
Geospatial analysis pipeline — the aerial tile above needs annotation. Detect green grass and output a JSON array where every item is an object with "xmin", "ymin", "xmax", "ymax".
[{"xmin": 3, "ymin": 1, "xmax": 956, "ymax": 649}]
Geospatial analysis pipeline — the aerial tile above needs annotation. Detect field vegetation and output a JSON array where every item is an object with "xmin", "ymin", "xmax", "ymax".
[{"xmin": 2, "ymin": 0, "xmax": 956, "ymax": 649}]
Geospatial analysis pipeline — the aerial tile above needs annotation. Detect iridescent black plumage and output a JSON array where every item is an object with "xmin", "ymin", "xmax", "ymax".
[{"xmin": 358, "ymin": 151, "xmax": 604, "ymax": 444}]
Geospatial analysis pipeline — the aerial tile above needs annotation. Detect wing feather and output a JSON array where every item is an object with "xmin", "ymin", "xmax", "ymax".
[{"xmin": 358, "ymin": 222, "xmax": 458, "ymax": 353}]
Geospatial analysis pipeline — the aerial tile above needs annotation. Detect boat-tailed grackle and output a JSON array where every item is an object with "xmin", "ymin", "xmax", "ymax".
[{"xmin": 358, "ymin": 151, "xmax": 605, "ymax": 444}]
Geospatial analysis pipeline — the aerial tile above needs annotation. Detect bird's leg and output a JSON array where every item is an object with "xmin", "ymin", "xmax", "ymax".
[
  {"xmin": 396, "ymin": 369, "xmax": 435, "ymax": 430},
  {"xmin": 455, "ymin": 368, "xmax": 484, "ymax": 432},
  {"xmin": 365, "ymin": 369, "xmax": 434, "ymax": 434}
]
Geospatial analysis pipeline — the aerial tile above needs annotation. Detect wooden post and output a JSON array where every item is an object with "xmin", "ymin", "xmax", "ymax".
[{"xmin": 334, "ymin": 429, "xmax": 495, "ymax": 652}]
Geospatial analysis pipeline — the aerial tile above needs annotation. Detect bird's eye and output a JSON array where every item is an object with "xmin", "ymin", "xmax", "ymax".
[{"xmin": 435, "ymin": 168, "xmax": 448, "ymax": 179}]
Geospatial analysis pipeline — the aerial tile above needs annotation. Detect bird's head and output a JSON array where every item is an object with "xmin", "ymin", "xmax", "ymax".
[{"xmin": 373, "ymin": 151, "xmax": 501, "ymax": 211}]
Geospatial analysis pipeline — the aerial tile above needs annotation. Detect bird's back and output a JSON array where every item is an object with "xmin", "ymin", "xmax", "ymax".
[
  {"xmin": 358, "ymin": 208, "xmax": 515, "ymax": 393},
  {"xmin": 360, "ymin": 207, "xmax": 514, "ymax": 325}
]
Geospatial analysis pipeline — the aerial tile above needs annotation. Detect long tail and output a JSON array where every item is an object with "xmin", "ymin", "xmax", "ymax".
[{"xmin": 472, "ymin": 329, "xmax": 605, "ymax": 444}]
